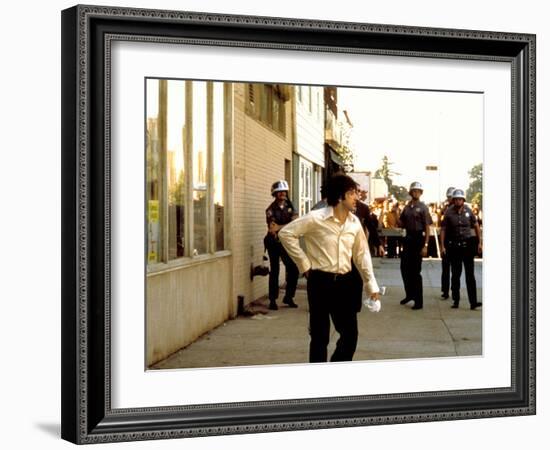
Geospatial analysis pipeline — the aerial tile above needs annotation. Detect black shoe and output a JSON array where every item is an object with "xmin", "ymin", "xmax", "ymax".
[
  {"xmin": 441, "ymin": 293, "xmax": 449, "ymax": 300},
  {"xmin": 268, "ymin": 301, "xmax": 278, "ymax": 311},
  {"xmin": 411, "ymin": 305, "xmax": 423, "ymax": 310},
  {"xmin": 282, "ymin": 297, "xmax": 298, "ymax": 308},
  {"xmin": 470, "ymin": 302, "xmax": 482, "ymax": 310},
  {"xmin": 451, "ymin": 302, "xmax": 459, "ymax": 309},
  {"xmin": 400, "ymin": 298, "xmax": 413, "ymax": 305}
]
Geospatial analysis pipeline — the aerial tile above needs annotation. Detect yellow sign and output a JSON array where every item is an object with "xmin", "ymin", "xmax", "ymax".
[
  {"xmin": 148, "ymin": 200, "xmax": 159, "ymax": 222},
  {"xmin": 148, "ymin": 200, "xmax": 160, "ymax": 263}
]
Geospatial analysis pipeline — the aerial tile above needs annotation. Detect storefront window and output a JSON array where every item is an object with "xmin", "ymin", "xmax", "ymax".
[
  {"xmin": 146, "ymin": 79, "xmax": 161, "ymax": 264},
  {"xmin": 146, "ymin": 79, "xmax": 229, "ymax": 267},
  {"xmin": 166, "ymin": 80, "xmax": 187, "ymax": 260}
]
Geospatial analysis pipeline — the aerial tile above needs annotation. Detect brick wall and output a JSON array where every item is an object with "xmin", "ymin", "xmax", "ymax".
[{"xmin": 232, "ymin": 83, "xmax": 295, "ymax": 306}]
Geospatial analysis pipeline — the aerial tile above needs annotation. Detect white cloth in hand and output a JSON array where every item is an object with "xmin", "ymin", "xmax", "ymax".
[{"xmin": 363, "ymin": 298, "xmax": 381, "ymax": 313}]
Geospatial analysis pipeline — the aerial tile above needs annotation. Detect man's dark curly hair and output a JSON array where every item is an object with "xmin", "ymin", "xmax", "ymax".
[{"xmin": 326, "ymin": 173, "xmax": 359, "ymax": 207}]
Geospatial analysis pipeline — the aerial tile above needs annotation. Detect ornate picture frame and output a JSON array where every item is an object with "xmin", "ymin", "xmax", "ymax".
[{"xmin": 61, "ymin": 4, "xmax": 535, "ymax": 444}]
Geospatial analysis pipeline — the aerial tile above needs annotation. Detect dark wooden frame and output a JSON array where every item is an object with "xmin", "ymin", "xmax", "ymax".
[{"xmin": 61, "ymin": 4, "xmax": 536, "ymax": 444}]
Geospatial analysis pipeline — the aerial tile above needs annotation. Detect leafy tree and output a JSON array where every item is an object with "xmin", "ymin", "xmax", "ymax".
[
  {"xmin": 374, "ymin": 155, "xmax": 408, "ymax": 201},
  {"xmin": 466, "ymin": 163, "xmax": 483, "ymax": 208},
  {"xmin": 374, "ymin": 155, "xmax": 399, "ymax": 189},
  {"xmin": 341, "ymin": 144, "xmax": 355, "ymax": 172},
  {"xmin": 169, "ymin": 171, "xmax": 186, "ymax": 205}
]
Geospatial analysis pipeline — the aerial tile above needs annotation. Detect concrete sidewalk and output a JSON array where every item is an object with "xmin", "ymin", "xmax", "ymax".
[{"xmin": 151, "ymin": 258, "xmax": 482, "ymax": 370}]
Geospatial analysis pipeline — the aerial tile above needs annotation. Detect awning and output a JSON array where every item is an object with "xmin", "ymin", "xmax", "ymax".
[{"xmin": 329, "ymin": 148, "xmax": 344, "ymax": 166}]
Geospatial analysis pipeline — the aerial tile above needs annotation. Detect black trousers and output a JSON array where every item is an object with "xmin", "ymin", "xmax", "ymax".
[
  {"xmin": 350, "ymin": 262, "xmax": 364, "ymax": 313},
  {"xmin": 400, "ymin": 233, "xmax": 424, "ymax": 307},
  {"xmin": 441, "ymin": 250, "xmax": 450, "ymax": 296},
  {"xmin": 306, "ymin": 270, "xmax": 358, "ymax": 363},
  {"xmin": 265, "ymin": 236, "xmax": 298, "ymax": 302},
  {"xmin": 386, "ymin": 236, "xmax": 400, "ymax": 258},
  {"xmin": 448, "ymin": 239, "xmax": 478, "ymax": 306}
]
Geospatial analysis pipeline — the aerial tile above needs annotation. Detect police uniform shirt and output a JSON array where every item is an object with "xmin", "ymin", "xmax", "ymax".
[
  {"xmin": 399, "ymin": 201, "xmax": 432, "ymax": 232},
  {"xmin": 266, "ymin": 199, "xmax": 296, "ymax": 228},
  {"xmin": 441, "ymin": 205, "xmax": 477, "ymax": 241}
]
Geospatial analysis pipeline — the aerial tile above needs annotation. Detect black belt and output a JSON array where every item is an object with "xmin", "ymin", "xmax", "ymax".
[
  {"xmin": 311, "ymin": 269, "xmax": 352, "ymax": 281},
  {"xmin": 448, "ymin": 239, "xmax": 471, "ymax": 247}
]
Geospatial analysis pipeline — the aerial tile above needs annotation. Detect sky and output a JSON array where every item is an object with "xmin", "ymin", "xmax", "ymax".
[{"xmin": 338, "ymin": 87, "xmax": 484, "ymax": 203}]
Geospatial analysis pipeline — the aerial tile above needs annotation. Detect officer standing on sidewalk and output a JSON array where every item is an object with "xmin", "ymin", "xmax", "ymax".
[
  {"xmin": 440, "ymin": 189, "xmax": 483, "ymax": 310},
  {"xmin": 278, "ymin": 174, "xmax": 381, "ymax": 363},
  {"xmin": 440, "ymin": 186, "xmax": 455, "ymax": 299},
  {"xmin": 264, "ymin": 180, "xmax": 299, "ymax": 310},
  {"xmin": 399, "ymin": 181, "xmax": 432, "ymax": 310}
]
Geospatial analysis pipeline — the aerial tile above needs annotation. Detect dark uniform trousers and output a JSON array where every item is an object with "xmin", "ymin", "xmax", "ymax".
[
  {"xmin": 400, "ymin": 231, "xmax": 425, "ymax": 308},
  {"xmin": 306, "ymin": 270, "xmax": 358, "ymax": 363},
  {"xmin": 448, "ymin": 239, "xmax": 478, "ymax": 306},
  {"xmin": 441, "ymin": 249, "xmax": 451, "ymax": 296},
  {"xmin": 386, "ymin": 236, "xmax": 400, "ymax": 258},
  {"xmin": 264, "ymin": 235, "xmax": 299, "ymax": 302}
]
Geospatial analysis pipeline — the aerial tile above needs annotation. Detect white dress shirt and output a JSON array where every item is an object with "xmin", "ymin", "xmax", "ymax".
[{"xmin": 278, "ymin": 206, "xmax": 380, "ymax": 295}]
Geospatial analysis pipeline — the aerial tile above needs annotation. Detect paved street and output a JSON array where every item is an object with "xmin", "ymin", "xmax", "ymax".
[{"xmin": 151, "ymin": 258, "xmax": 482, "ymax": 370}]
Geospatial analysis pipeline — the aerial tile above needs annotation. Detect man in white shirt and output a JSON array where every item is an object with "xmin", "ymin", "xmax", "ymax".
[{"xmin": 279, "ymin": 174, "xmax": 381, "ymax": 362}]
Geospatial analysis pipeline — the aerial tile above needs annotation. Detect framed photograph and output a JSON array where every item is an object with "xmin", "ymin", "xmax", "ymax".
[{"xmin": 61, "ymin": 4, "xmax": 536, "ymax": 444}]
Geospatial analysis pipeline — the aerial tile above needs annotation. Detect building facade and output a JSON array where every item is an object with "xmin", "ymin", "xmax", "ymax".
[
  {"xmin": 293, "ymin": 85, "xmax": 325, "ymax": 214},
  {"xmin": 145, "ymin": 80, "xmax": 295, "ymax": 366}
]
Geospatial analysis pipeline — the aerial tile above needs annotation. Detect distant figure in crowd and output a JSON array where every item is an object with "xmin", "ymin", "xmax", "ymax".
[
  {"xmin": 440, "ymin": 189, "xmax": 483, "ymax": 310},
  {"xmin": 279, "ymin": 174, "xmax": 381, "ymax": 363},
  {"xmin": 440, "ymin": 186, "xmax": 455, "ymax": 299},
  {"xmin": 350, "ymin": 188, "xmax": 383, "ymax": 324},
  {"xmin": 312, "ymin": 184, "xmax": 328, "ymax": 211},
  {"xmin": 471, "ymin": 204, "xmax": 483, "ymax": 258},
  {"xmin": 427, "ymin": 203, "xmax": 439, "ymax": 257},
  {"xmin": 383, "ymin": 199, "xmax": 402, "ymax": 258},
  {"xmin": 356, "ymin": 189, "xmax": 385, "ymax": 257},
  {"xmin": 398, "ymin": 181, "xmax": 432, "ymax": 310},
  {"xmin": 264, "ymin": 180, "xmax": 299, "ymax": 310}
]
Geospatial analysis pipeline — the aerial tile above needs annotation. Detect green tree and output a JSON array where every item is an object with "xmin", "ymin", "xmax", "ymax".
[
  {"xmin": 374, "ymin": 155, "xmax": 398, "ymax": 189},
  {"xmin": 169, "ymin": 171, "xmax": 186, "ymax": 206},
  {"xmin": 466, "ymin": 163, "xmax": 483, "ymax": 208},
  {"xmin": 374, "ymin": 155, "xmax": 408, "ymax": 201}
]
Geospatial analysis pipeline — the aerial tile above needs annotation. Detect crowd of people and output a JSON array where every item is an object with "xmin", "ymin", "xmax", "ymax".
[
  {"xmin": 263, "ymin": 174, "xmax": 483, "ymax": 363},
  {"xmin": 359, "ymin": 192, "xmax": 483, "ymax": 259}
]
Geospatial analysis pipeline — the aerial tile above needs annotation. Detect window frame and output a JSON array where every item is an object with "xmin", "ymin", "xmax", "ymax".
[
  {"xmin": 246, "ymin": 82, "xmax": 287, "ymax": 136},
  {"xmin": 146, "ymin": 80, "xmax": 232, "ymax": 274},
  {"xmin": 299, "ymin": 158, "xmax": 314, "ymax": 216}
]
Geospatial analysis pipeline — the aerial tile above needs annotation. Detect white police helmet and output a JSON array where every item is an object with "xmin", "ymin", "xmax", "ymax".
[
  {"xmin": 271, "ymin": 180, "xmax": 289, "ymax": 196},
  {"xmin": 452, "ymin": 188, "xmax": 466, "ymax": 199},
  {"xmin": 446, "ymin": 186, "xmax": 456, "ymax": 198},
  {"xmin": 409, "ymin": 181, "xmax": 423, "ymax": 193}
]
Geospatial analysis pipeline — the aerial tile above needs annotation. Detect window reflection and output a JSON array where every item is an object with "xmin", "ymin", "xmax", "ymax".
[
  {"xmin": 146, "ymin": 78, "xmax": 228, "ymax": 266},
  {"xmin": 146, "ymin": 79, "xmax": 161, "ymax": 264},
  {"xmin": 213, "ymin": 83, "xmax": 225, "ymax": 251},
  {"xmin": 166, "ymin": 80, "xmax": 186, "ymax": 259},
  {"xmin": 192, "ymin": 82, "xmax": 208, "ymax": 255}
]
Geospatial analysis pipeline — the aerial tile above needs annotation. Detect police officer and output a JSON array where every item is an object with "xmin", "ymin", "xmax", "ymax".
[
  {"xmin": 399, "ymin": 182, "xmax": 432, "ymax": 310},
  {"xmin": 264, "ymin": 180, "xmax": 299, "ymax": 310},
  {"xmin": 440, "ymin": 186, "xmax": 455, "ymax": 299},
  {"xmin": 440, "ymin": 189, "xmax": 483, "ymax": 310},
  {"xmin": 356, "ymin": 189, "xmax": 385, "ymax": 257}
]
